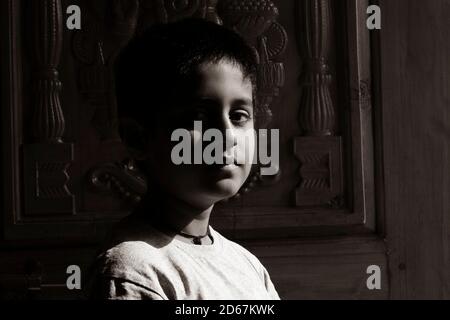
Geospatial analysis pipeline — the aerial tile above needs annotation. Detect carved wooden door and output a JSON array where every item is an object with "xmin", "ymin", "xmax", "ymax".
[
  {"xmin": 0, "ymin": 0, "xmax": 383, "ymax": 299},
  {"xmin": 3, "ymin": 0, "xmax": 448, "ymax": 299}
]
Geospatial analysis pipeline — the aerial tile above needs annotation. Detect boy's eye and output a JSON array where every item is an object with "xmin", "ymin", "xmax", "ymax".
[{"xmin": 230, "ymin": 110, "xmax": 251, "ymax": 124}]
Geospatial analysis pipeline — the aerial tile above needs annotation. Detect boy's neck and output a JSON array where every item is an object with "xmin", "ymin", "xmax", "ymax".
[{"xmin": 146, "ymin": 193, "xmax": 214, "ymax": 237}]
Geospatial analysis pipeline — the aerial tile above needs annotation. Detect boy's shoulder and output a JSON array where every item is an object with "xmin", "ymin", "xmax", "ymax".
[
  {"xmin": 90, "ymin": 239, "xmax": 172, "ymax": 299},
  {"xmin": 94, "ymin": 213, "xmax": 176, "ymax": 275},
  {"xmin": 106, "ymin": 211, "xmax": 173, "ymax": 248},
  {"xmin": 214, "ymin": 228, "xmax": 266, "ymax": 274},
  {"xmin": 102, "ymin": 240, "xmax": 160, "ymax": 265},
  {"xmin": 96, "ymin": 240, "xmax": 167, "ymax": 278}
]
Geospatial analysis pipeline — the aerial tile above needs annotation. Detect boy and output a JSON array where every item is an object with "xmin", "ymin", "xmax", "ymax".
[{"xmin": 88, "ymin": 18, "xmax": 280, "ymax": 300}]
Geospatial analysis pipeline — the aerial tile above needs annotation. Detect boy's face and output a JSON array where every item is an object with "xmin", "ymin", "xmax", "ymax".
[{"xmin": 146, "ymin": 59, "xmax": 256, "ymax": 210}]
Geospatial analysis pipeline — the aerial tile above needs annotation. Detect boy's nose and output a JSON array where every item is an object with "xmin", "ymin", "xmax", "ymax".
[
  {"xmin": 224, "ymin": 128, "xmax": 237, "ymax": 152},
  {"xmin": 218, "ymin": 116, "xmax": 237, "ymax": 151}
]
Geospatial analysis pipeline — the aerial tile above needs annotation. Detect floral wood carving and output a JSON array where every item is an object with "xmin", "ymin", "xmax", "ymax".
[
  {"xmin": 219, "ymin": 0, "xmax": 287, "ymax": 128},
  {"xmin": 88, "ymin": 159, "xmax": 147, "ymax": 205},
  {"xmin": 219, "ymin": 0, "xmax": 287, "ymax": 187}
]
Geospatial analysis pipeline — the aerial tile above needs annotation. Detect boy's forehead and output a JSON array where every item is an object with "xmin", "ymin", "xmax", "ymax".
[
  {"xmin": 198, "ymin": 60, "xmax": 248, "ymax": 82},
  {"xmin": 194, "ymin": 61, "xmax": 253, "ymax": 94}
]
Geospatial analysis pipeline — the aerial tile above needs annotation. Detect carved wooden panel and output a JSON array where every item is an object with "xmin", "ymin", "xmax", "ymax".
[
  {"xmin": 2, "ymin": 0, "xmax": 377, "ymax": 240},
  {"xmin": 3, "ymin": 0, "xmax": 449, "ymax": 301},
  {"xmin": 223, "ymin": 0, "xmax": 376, "ymax": 238},
  {"xmin": 0, "ymin": 0, "xmax": 390, "ymax": 301}
]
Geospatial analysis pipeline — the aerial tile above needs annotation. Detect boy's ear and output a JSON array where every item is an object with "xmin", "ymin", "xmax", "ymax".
[{"xmin": 118, "ymin": 118, "xmax": 151, "ymax": 160}]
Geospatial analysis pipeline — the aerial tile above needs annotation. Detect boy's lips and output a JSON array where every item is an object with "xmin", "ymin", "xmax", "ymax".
[
  {"xmin": 207, "ymin": 157, "xmax": 240, "ymax": 172},
  {"xmin": 208, "ymin": 163, "xmax": 239, "ymax": 178}
]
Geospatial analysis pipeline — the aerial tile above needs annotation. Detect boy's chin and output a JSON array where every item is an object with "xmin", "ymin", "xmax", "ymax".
[{"xmin": 207, "ymin": 179, "xmax": 242, "ymax": 200}]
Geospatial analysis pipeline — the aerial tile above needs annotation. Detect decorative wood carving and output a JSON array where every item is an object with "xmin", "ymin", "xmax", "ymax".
[
  {"xmin": 88, "ymin": 159, "xmax": 147, "ymax": 205},
  {"xmin": 198, "ymin": 0, "xmax": 222, "ymax": 24},
  {"xmin": 82, "ymin": 0, "xmax": 288, "ymax": 201},
  {"xmin": 294, "ymin": 137, "xmax": 343, "ymax": 207},
  {"xmin": 220, "ymin": 0, "xmax": 278, "ymax": 41},
  {"xmin": 23, "ymin": 0, "xmax": 75, "ymax": 217},
  {"xmin": 297, "ymin": 0, "xmax": 335, "ymax": 137},
  {"xmin": 352, "ymin": 79, "xmax": 372, "ymax": 111},
  {"xmin": 31, "ymin": 0, "xmax": 65, "ymax": 143},
  {"xmin": 294, "ymin": 0, "xmax": 344, "ymax": 208},
  {"xmin": 72, "ymin": 0, "xmax": 140, "ymax": 142},
  {"xmin": 165, "ymin": 0, "xmax": 201, "ymax": 21},
  {"xmin": 138, "ymin": 0, "xmax": 222, "ymax": 26},
  {"xmin": 74, "ymin": 1, "xmax": 147, "ymax": 200},
  {"xmin": 219, "ymin": 0, "xmax": 287, "ymax": 127},
  {"xmin": 219, "ymin": 0, "xmax": 287, "ymax": 188},
  {"xmin": 1, "ymin": 0, "xmax": 378, "ymax": 239}
]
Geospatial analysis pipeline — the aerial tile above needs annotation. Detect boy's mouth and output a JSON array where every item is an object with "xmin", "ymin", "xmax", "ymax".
[
  {"xmin": 208, "ymin": 163, "xmax": 239, "ymax": 177},
  {"xmin": 207, "ymin": 156, "xmax": 240, "ymax": 171}
]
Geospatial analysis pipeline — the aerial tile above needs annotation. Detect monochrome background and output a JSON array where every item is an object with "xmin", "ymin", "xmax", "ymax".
[{"xmin": 1, "ymin": 0, "xmax": 449, "ymax": 299}]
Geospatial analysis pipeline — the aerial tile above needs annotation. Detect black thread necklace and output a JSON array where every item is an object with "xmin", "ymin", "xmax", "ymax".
[
  {"xmin": 177, "ymin": 227, "xmax": 213, "ymax": 245},
  {"xmin": 136, "ymin": 199, "xmax": 214, "ymax": 245},
  {"xmin": 154, "ymin": 219, "xmax": 213, "ymax": 245}
]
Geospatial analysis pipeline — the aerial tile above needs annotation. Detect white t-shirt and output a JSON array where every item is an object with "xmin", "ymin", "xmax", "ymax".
[{"xmin": 89, "ymin": 213, "xmax": 280, "ymax": 300}]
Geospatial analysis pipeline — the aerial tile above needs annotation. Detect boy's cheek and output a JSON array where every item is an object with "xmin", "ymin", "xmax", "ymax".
[{"xmin": 235, "ymin": 131, "xmax": 256, "ymax": 165}]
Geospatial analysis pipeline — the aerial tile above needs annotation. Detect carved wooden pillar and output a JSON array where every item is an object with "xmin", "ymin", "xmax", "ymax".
[
  {"xmin": 294, "ymin": 0, "xmax": 344, "ymax": 208},
  {"xmin": 23, "ymin": 0, "xmax": 75, "ymax": 216},
  {"xmin": 298, "ymin": 0, "xmax": 334, "ymax": 136},
  {"xmin": 32, "ymin": 0, "xmax": 65, "ymax": 143}
]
